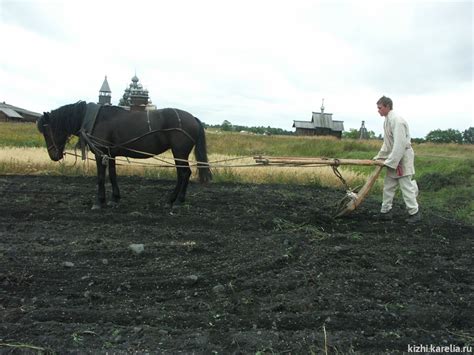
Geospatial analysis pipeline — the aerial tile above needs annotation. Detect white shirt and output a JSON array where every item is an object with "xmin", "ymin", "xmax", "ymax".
[{"xmin": 375, "ymin": 110, "xmax": 415, "ymax": 178}]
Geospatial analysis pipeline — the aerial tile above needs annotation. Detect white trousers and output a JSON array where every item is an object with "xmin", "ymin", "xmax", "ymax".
[{"xmin": 381, "ymin": 175, "xmax": 419, "ymax": 215}]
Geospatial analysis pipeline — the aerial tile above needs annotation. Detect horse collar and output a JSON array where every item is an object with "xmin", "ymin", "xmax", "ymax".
[
  {"xmin": 81, "ymin": 103, "xmax": 101, "ymax": 134},
  {"xmin": 79, "ymin": 103, "xmax": 101, "ymax": 160}
]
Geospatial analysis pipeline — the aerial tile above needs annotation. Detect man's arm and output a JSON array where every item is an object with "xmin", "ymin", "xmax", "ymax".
[{"xmin": 384, "ymin": 120, "xmax": 407, "ymax": 169}]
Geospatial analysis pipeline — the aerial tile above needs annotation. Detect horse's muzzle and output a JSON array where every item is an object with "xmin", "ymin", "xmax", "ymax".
[{"xmin": 47, "ymin": 146, "xmax": 64, "ymax": 161}]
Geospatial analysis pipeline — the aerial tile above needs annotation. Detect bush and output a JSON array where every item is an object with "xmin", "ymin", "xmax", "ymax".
[{"xmin": 425, "ymin": 129, "xmax": 463, "ymax": 144}]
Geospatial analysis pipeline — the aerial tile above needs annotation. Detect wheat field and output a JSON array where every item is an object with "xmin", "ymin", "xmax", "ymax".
[{"xmin": 0, "ymin": 146, "xmax": 372, "ymax": 190}]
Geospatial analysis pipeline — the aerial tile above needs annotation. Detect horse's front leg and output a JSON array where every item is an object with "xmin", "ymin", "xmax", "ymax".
[
  {"xmin": 92, "ymin": 156, "xmax": 107, "ymax": 210},
  {"xmin": 107, "ymin": 158, "xmax": 120, "ymax": 207},
  {"xmin": 169, "ymin": 162, "xmax": 191, "ymax": 207},
  {"xmin": 167, "ymin": 159, "xmax": 188, "ymax": 206},
  {"xmin": 177, "ymin": 163, "xmax": 191, "ymax": 203}
]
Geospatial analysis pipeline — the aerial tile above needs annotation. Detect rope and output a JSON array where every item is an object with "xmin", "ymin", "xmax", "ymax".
[
  {"xmin": 64, "ymin": 149, "xmax": 354, "ymax": 171},
  {"xmin": 76, "ymin": 130, "xmax": 268, "ymax": 169},
  {"xmin": 79, "ymin": 130, "xmax": 348, "ymax": 172},
  {"xmin": 64, "ymin": 151, "xmax": 262, "ymax": 169},
  {"xmin": 331, "ymin": 159, "xmax": 351, "ymax": 191}
]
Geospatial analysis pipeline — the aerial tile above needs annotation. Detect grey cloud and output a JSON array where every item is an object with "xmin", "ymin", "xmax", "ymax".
[
  {"xmin": 352, "ymin": 3, "xmax": 472, "ymax": 93},
  {"xmin": 2, "ymin": 0, "xmax": 70, "ymax": 40}
]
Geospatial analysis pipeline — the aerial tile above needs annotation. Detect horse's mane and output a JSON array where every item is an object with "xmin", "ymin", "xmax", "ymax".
[{"xmin": 38, "ymin": 101, "xmax": 87, "ymax": 135}]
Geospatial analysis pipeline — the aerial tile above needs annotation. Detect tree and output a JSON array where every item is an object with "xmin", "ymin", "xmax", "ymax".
[
  {"xmin": 425, "ymin": 129, "xmax": 463, "ymax": 144},
  {"xmin": 411, "ymin": 137, "xmax": 426, "ymax": 144},
  {"xmin": 342, "ymin": 129, "xmax": 360, "ymax": 139},
  {"xmin": 463, "ymin": 127, "xmax": 474, "ymax": 144},
  {"xmin": 221, "ymin": 120, "xmax": 233, "ymax": 131},
  {"xmin": 342, "ymin": 128, "xmax": 376, "ymax": 139}
]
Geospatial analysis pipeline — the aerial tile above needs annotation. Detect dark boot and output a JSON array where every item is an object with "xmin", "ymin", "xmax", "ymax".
[
  {"xmin": 406, "ymin": 210, "xmax": 422, "ymax": 224},
  {"xmin": 376, "ymin": 210, "xmax": 393, "ymax": 221}
]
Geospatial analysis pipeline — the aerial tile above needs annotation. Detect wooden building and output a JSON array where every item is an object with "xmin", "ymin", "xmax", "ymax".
[
  {"xmin": 98, "ymin": 76, "xmax": 112, "ymax": 105},
  {"xmin": 293, "ymin": 100, "xmax": 344, "ymax": 139},
  {"xmin": 118, "ymin": 74, "xmax": 155, "ymax": 111},
  {"xmin": 0, "ymin": 102, "xmax": 41, "ymax": 122}
]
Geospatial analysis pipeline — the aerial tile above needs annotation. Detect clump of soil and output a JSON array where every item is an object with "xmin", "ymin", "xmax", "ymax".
[{"xmin": 0, "ymin": 175, "xmax": 472, "ymax": 353}]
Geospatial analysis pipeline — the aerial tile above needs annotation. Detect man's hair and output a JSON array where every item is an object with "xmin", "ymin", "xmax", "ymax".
[{"xmin": 377, "ymin": 96, "xmax": 393, "ymax": 109}]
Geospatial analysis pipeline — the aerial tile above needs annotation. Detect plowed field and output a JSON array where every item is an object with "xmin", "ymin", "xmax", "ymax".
[{"xmin": 1, "ymin": 175, "xmax": 472, "ymax": 353}]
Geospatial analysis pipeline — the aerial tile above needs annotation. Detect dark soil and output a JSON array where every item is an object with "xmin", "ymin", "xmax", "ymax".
[{"xmin": 1, "ymin": 175, "xmax": 473, "ymax": 354}]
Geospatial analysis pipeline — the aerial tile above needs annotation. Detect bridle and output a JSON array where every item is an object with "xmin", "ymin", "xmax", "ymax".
[{"xmin": 41, "ymin": 122, "xmax": 65, "ymax": 159}]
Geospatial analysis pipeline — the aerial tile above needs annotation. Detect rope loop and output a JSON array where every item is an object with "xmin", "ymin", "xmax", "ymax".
[{"xmin": 332, "ymin": 164, "xmax": 350, "ymax": 191}]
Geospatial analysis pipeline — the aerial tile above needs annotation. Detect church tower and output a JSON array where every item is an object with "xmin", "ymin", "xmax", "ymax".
[
  {"xmin": 98, "ymin": 76, "xmax": 112, "ymax": 105},
  {"xmin": 359, "ymin": 120, "xmax": 369, "ymax": 140},
  {"xmin": 119, "ymin": 74, "xmax": 151, "ymax": 111}
]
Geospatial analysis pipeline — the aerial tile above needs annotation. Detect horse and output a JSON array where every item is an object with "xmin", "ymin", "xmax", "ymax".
[{"xmin": 37, "ymin": 101, "xmax": 212, "ymax": 209}]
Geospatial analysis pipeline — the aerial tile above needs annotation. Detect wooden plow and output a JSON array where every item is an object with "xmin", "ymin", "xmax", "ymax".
[{"xmin": 254, "ymin": 156, "xmax": 385, "ymax": 217}]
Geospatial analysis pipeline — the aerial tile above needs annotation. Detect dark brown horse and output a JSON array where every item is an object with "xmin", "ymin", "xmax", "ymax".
[{"xmin": 37, "ymin": 101, "xmax": 212, "ymax": 209}]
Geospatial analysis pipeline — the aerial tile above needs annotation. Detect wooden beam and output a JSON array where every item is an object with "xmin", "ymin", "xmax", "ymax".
[{"xmin": 254, "ymin": 156, "xmax": 384, "ymax": 167}]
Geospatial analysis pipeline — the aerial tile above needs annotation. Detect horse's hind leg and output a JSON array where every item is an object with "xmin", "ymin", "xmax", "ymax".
[
  {"xmin": 107, "ymin": 158, "xmax": 120, "ymax": 207},
  {"xmin": 93, "ymin": 156, "xmax": 107, "ymax": 210},
  {"xmin": 168, "ymin": 167, "xmax": 181, "ymax": 206},
  {"xmin": 177, "ymin": 162, "xmax": 192, "ymax": 203}
]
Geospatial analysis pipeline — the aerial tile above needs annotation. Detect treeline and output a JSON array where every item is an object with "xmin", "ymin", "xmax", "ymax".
[
  {"xmin": 413, "ymin": 127, "xmax": 474, "ymax": 144},
  {"xmin": 204, "ymin": 120, "xmax": 473, "ymax": 144},
  {"xmin": 203, "ymin": 120, "xmax": 295, "ymax": 136},
  {"xmin": 344, "ymin": 127, "xmax": 473, "ymax": 144}
]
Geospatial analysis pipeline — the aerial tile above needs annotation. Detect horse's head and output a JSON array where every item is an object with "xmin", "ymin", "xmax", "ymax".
[
  {"xmin": 37, "ymin": 101, "xmax": 87, "ymax": 161},
  {"xmin": 37, "ymin": 111, "xmax": 69, "ymax": 161}
]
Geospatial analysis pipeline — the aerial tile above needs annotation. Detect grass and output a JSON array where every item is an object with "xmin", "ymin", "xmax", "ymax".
[
  {"xmin": 1, "ymin": 122, "xmax": 473, "ymax": 224},
  {"xmin": 0, "ymin": 342, "xmax": 47, "ymax": 352},
  {"xmin": 0, "ymin": 122, "xmax": 45, "ymax": 147},
  {"xmin": 207, "ymin": 130, "xmax": 381, "ymax": 157}
]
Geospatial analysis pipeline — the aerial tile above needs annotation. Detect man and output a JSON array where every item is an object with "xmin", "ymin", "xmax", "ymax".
[{"xmin": 374, "ymin": 96, "xmax": 421, "ymax": 223}]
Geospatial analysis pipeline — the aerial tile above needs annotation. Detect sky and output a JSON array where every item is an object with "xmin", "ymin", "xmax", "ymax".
[{"xmin": 1, "ymin": 0, "xmax": 473, "ymax": 138}]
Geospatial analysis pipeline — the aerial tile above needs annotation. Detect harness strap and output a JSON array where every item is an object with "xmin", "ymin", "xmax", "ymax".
[
  {"xmin": 79, "ymin": 103, "xmax": 101, "ymax": 160},
  {"xmin": 173, "ymin": 109, "xmax": 182, "ymax": 129},
  {"xmin": 146, "ymin": 110, "xmax": 152, "ymax": 132},
  {"xmin": 43, "ymin": 124, "xmax": 59, "ymax": 156}
]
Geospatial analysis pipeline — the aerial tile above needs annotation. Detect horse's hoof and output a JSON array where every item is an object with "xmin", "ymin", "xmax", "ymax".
[
  {"xmin": 107, "ymin": 201, "xmax": 119, "ymax": 208},
  {"xmin": 171, "ymin": 202, "xmax": 184, "ymax": 210}
]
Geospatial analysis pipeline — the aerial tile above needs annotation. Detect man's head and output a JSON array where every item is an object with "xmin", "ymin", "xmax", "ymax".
[{"xmin": 377, "ymin": 96, "xmax": 393, "ymax": 117}]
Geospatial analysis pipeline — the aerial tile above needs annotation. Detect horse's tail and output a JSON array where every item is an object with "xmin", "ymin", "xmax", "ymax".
[{"xmin": 194, "ymin": 117, "xmax": 212, "ymax": 183}]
